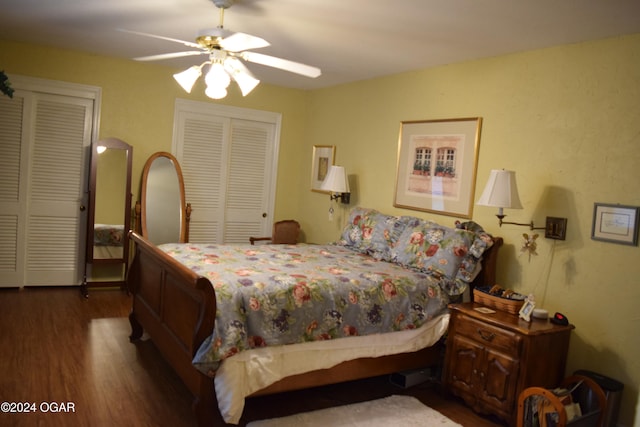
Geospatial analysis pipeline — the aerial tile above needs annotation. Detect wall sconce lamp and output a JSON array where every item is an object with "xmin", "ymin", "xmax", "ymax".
[
  {"xmin": 320, "ymin": 165, "xmax": 351, "ymax": 204},
  {"xmin": 476, "ymin": 169, "xmax": 567, "ymax": 240}
]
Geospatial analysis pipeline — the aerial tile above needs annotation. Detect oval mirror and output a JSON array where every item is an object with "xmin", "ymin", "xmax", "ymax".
[{"xmin": 140, "ymin": 152, "xmax": 187, "ymax": 244}]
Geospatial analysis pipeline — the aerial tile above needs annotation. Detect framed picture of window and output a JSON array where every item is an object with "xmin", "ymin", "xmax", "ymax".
[
  {"xmin": 311, "ymin": 145, "xmax": 335, "ymax": 193},
  {"xmin": 591, "ymin": 203, "xmax": 640, "ymax": 246},
  {"xmin": 394, "ymin": 117, "xmax": 482, "ymax": 218}
]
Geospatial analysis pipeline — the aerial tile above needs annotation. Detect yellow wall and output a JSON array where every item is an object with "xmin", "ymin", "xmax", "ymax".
[
  {"xmin": 2, "ymin": 33, "xmax": 639, "ymax": 424},
  {"xmin": 303, "ymin": 34, "xmax": 640, "ymax": 426}
]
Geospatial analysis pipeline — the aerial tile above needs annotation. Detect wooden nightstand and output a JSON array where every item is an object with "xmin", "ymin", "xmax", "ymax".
[{"xmin": 443, "ymin": 303, "xmax": 574, "ymax": 426}]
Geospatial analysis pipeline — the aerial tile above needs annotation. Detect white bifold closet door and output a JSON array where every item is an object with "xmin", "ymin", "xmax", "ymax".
[
  {"xmin": 0, "ymin": 77, "xmax": 98, "ymax": 287},
  {"xmin": 173, "ymin": 100, "xmax": 281, "ymax": 244}
]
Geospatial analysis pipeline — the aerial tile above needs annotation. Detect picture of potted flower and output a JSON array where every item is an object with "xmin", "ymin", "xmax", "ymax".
[{"xmin": 435, "ymin": 162, "xmax": 456, "ymax": 177}]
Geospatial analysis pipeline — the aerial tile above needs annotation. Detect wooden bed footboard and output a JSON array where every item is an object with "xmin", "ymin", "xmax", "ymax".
[
  {"xmin": 127, "ymin": 232, "xmax": 219, "ymax": 425},
  {"xmin": 126, "ymin": 232, "xmax": 503, "ymax": 426}
]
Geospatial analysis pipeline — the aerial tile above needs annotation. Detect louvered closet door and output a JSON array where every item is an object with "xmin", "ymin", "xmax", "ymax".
[
  {"xmin": 26, "ymin": 94, "xmax": 92, "ymax": 285},
  {"xmin": 178, "ymin": 112, "xmax": 229, "ymax": 243},
  {"xmin": 0, "ymin": 95, "xmax": 25, "ymax": 286},
  {"xmin": 0, "ymin": 91, "xmax": 92, "ymax": 287},
  {"xmin": 174, "ymin": 101, "xmax": 279, "ymax": 244},
  {"xmin": 224, "ymin": 119, "xmax": 275, "ymax": 242}
]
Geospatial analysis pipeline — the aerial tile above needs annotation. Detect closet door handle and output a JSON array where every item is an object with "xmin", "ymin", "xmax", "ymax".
[
  {"xmin": 79, "ymin": 205, "xmax": 86, "ymax": 211},
  {"xmin": 262, "ymin": 212, "xmax": 267, "ymax": 218}
]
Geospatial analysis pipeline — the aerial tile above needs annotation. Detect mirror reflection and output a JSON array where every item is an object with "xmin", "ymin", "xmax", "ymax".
[
  {"xmin": 86, "ymin": 138, "xmax": 133, "ymax": 265},
  {"xmin": 93, "ymin": 147, "xmax": 128, "ymax": 260},
  {"xmin": 141, "ymin": 152, "xmax": 188, "ymax": 245}
]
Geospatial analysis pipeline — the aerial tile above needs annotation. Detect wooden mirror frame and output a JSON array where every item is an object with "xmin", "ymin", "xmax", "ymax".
[
  {"xmin": 82, "ymin": 137, "xmax": 133, "ymax": 297},
  {"xmin": 140, "ymin": 152, "xmax": 189, "ymax": 244},
  {"xmin": 86, "ymin": 137, "xmax": 133, "ymax": 265}
]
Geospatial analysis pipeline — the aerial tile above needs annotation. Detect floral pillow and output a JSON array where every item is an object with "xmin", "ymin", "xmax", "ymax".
[
  {"xmin": 338, "ymin": 207, "xmax": 372, "ymax": 248},
  {"xmin": 337, "ymin": 207, "xmax": 408, "ymax": 261},
  {"xmin": 339, "ymin": 208, "xmax": 493, "ymax": 295},
  {"xmin": 391, "ymin": 220, "xmax": 479, "ymax": 282},
  {"xmin": 453, "ymin": 220, "xmax": 494, "ymax": 283}
]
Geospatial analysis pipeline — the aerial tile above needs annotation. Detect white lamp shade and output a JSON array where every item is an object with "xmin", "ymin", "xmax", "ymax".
[
  {"xmin": 173, "ymin": 66, "xmax": 202, "ymax": 93},
  {"xmin": 204, "ymin": 85, "xmax": 228, "ymax": 100},
  {"xmin": 320, "ymin": 165, "xmax": 350, "ymax": 193},
  {"xmin": 224, "ymin": 58, "xmax": 260, "ymax": 96},
  {"xmin": 205, "ymin": 62, "xmax": 231, "ymax": 89},
  {"xmin": 477, "ymin": 169, "xmax": 523, "ymax": 209}
]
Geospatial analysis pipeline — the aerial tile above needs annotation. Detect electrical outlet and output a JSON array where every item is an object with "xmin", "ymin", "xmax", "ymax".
[{"xmin": 545, "ymin": 217, "xmax": 567, "ymax": 240}]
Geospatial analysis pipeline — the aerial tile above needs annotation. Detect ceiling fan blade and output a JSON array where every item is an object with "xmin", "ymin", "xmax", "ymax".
[
  {"xmin": 220, "ymin": 32, "xmax": 270, "ymax": 52},
  {"xmin": 134, "ymin": 51, "xmax": 206, "ymax": 62},
  {"xmin": 240, "ymin": 52, "xmax": 321, "ymax": 78},
  {"xmin": 117, "ymin": 28, "xmax": 201, "ymax": 49}
]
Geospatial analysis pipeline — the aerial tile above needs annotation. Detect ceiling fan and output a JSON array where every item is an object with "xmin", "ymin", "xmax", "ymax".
[{"xmin": 121, "ymin": 0, "xmax": 321, "ymax": 99}]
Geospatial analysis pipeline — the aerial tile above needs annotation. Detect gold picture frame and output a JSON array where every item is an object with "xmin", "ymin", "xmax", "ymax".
[
  {"xmin": 394, "ymin": 117, "xmax": 482, "ymax": 218},
  {"xmin": 311, "ymin": 145, "xmax": 335, "ymax": 193}
]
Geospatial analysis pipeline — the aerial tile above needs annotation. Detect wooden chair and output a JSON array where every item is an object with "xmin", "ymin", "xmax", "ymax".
[
  {"xmin": 517, "ymin": 374, "xmax": 607, "ymax": 427},
  {"xmin": 249, "ymin": 220, "xmax": 300, "ymax": 245}
]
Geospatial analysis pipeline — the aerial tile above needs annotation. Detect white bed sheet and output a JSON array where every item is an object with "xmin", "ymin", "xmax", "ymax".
[{"xmin": 214, "ymin": 313, "xmax": 450, "ymax": 424}]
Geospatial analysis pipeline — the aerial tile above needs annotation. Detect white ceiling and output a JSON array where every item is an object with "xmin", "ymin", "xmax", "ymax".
[{"xmin": 2, "ymin": 0, "xmax": 639, "ymax": 90}]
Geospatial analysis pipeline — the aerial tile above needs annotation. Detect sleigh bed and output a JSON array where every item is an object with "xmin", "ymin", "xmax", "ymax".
[{"xmin": 127, "ymin": 207, "xmax": 502, "ymax": 426}]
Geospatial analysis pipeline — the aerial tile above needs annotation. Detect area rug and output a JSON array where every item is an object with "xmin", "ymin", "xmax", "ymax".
[{"xmin": 246, "ymin": 395, "xmax": 462, "ymax": 427}]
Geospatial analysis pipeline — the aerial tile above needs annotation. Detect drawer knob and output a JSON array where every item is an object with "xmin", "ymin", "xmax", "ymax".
[{"xmin": 477, "ymin": 329, "xmax": 496, "ymax": 342}]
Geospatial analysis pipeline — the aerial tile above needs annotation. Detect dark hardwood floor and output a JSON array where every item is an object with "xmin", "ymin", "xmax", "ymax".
[{"xmin": 0, "ymin": 287, "xmax": 506, "ymax": 427}]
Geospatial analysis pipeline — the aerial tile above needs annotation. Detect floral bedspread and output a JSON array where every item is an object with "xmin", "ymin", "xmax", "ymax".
[
  {"xmin": 157, "ymin": 243, "xmax": 450, "ymax": 375},
  {"xmin": 93, "ymin": 224, "xmax": 124, "ymax": 246}
]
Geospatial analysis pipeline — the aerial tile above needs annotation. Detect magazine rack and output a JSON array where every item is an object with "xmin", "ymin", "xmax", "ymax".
[{"xmin": 517, "ymin": 374, "xmax": 607, "ymax": 427}]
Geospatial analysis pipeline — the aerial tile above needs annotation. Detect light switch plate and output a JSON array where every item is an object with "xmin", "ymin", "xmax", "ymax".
[{"xmin": 545, "ymin": 217, "xmax": 567, "ymax": 240}]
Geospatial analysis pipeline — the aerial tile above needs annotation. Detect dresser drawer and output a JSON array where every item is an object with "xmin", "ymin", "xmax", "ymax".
[{"xmin": 454, "ymin": 313, "xmax": 522, "ymax": 356}]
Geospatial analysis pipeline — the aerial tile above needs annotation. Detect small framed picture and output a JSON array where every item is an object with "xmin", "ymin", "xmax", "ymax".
[
  {"xmin": 310, "ymin": 145, "xmax": 335, "ymax": 193},
  {"xmin": 591, "ymin": 203, "xmax": 640, "ymax": 246},
  {"xmin": 519, "ymin": 297, "xmax": 535, "ymax": 322}
]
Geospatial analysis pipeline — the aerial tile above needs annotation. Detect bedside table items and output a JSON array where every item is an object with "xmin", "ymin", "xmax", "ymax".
[
  {"xmin": 532, "ymin": 308, "xmax": 549, "ymax": 320},
  {"xmin": 551, "ymin": 312, "xmax": 570, "ymax": 326},
  {"xmin": 473, "ymin": 306, "xmax": 497, "ymax": 314},
  {"xmin": 473, "ymin": 285, "xmax": 526, "ymax": 314},
  {"xmin": 518, "ymin": 295, "xmax": 536, "ymax": 322}
]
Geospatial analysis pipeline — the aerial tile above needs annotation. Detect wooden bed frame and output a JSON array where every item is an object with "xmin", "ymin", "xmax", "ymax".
[{"xmin": 126, "ymin": 232, "xmax": 503, "ymax": 426}]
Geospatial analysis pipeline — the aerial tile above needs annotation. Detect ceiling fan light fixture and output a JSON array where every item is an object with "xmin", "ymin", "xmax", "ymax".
[
  {"xmin": 173, "ymin": 65, "xmax": 202, "ymax": 93},
  {"xmin": 225, "ymin": 57, "xmax": 260, "ymax": 96},
  {"xmin": 232, "ymin": 72, "xmax": 260, "ymax": 96},
  {"xmin": 205, "ymin": 85, "xmax": 228, "ymax": 99},
  {"xmin": 205, "ymin": 62, "xmax": 231, "ymax": 89}
]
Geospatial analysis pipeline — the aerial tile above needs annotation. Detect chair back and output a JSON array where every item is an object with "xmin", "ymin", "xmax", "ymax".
[{"xmin": 271, "ymin": 220, "xmax": 300, "ymax": 244}]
